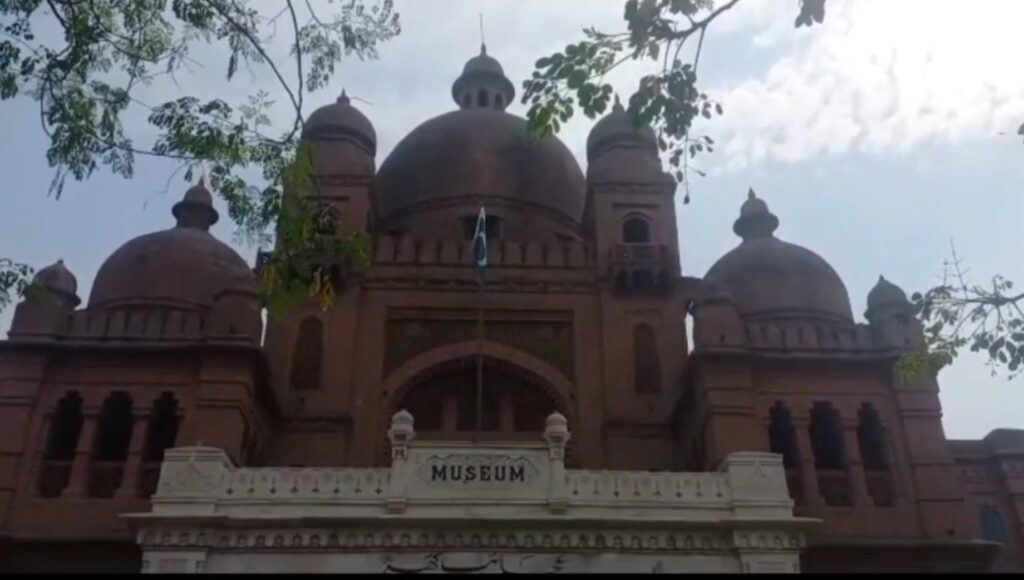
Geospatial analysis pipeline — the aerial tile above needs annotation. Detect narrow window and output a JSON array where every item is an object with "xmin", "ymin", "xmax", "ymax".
[
  {"xmin": 622, "ymin": 216, "xmax": 651, "ymax": 244},
  {"xmin": 769, "ymin": 401, "xmax": 803, "ymax": 502},
  {"xmin": 633, "ymin": 324, "xmax": 663, "ymax": 394},
  {"xmin": 290, "ymin": 317, "xmax": 324, "ymax": 390},
  {"xmin": 810, "ymin": 401, "xmax": 853, "ymax": 506},
  {"xmin": 138, "ymin": 392, "xmax": 180, "ymax": 497},
  {"xmin": 857, "ymin": 403, "xmax": 895, "ymax": 506},
  {"xmin": 37, "ymin": 391, "xmax": 83, "ymax": 498},
  {"xmin": 494, "ymin": 94, "xmax": 504, "ymax": 109},
  {"xmin": 89, "ymin": 392, "xmax": 133, "ymax": 498},
  {"xmin": 477, "ymin": 89, "xmax": 489, "ymax": 108}
]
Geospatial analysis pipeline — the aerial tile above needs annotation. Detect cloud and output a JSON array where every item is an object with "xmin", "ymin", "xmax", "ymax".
[{"xmin": 703, "ymin": 0, "xmax": 1024, "ymax": 171}]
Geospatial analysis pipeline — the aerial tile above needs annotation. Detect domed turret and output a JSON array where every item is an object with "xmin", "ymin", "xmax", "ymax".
[
  {"xmin": 451, "ymin": 44, "xmax": 515, "ymax": 111},
  {"xmin": 88, "ymin": 180, "xmax": 257, "ymax": 309},
  {"xmin": 586, "ymin": 103, "xmax": 658, "ymax": 160},
  {"xmin": 33, "ymin": 259, "xmax": 80, "ymax": 305},
  {"xmin": 704, "ymin": 189, "xmax": 853, "ymax": 322},
  {"xmin": 866, "ymin": 275, "xmax": 910, "ymax": 314},
  {"xmin": 585, "ymin": 102, "xmax": 670, "ymax": 185},
  {"xmin": 302, "ymin": 91, "xmax": 377, "ymax": 155}
]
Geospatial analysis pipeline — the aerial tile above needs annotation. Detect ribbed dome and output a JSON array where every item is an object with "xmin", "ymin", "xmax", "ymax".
[
  {"xmin": 375, "ymin": 108, "xmax": 586, "ymax": 224},
  {"xmin": 587, "ymin": 103, "xmax": 658, "ymax": 160},
  {"xmin": 88, "ymin": 182, "xmax": 257, "ymax": 309},
  {"xmin": 301, "ymin": 92, "xmax": 377, "ymax": 154},
  {"xmin": 704, "ymin": 190, "xmax": 853, "ymax": 322},
  {"xmin": 34, "ymin": 260, "xmax": 78, "ymax": 298}
]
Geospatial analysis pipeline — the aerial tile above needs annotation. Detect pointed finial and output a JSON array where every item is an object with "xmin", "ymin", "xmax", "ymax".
[
  {"xmin": 747, "ymin": 187, "xmax": 757, "ymax": 200},
  {"xmin": 479, "ymin": 13, "xmax": 486, "ymax": 55},
  {"xmin": 337, "ymin": 89, "xmax": 350, "ymax": 105},
  {"xmin": 612, "ymin": 100, "xmax": 625, "ymax": 114}
]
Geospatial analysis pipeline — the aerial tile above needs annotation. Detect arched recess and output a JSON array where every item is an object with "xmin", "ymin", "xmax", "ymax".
[{"xmin": 379, "ymin": 340, "xmax": 576, "ymax": 461}]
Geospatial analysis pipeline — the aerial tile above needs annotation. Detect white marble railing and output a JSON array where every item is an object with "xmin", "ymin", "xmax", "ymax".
[
  {"xmin": 565, "ymin": 470, "xmax": 730, "ymax": 504},
  {"xmin": 222, "ymin": 468, "xmax": 391, "ymax": 501}
]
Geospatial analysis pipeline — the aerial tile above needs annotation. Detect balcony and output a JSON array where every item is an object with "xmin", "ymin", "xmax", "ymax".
[{"xmin": 610, "ymin": 244, "xmax": 673, "ymax": 295}]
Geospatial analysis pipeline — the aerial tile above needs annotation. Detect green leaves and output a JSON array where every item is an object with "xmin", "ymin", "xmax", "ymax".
[
  {"xmin": 0, "ymin": 0, "xmax": 401, "ymax": 313},
  {"xmin": 0, "ymin": 259, "xmax": 34, "ymax": 312},
  {"xmin": 901, "ymin": 250, "xmax": 1024, "ymax": 380}
]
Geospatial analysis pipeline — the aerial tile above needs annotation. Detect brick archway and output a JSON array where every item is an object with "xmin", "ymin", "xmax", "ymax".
[{"xmin": 378, "ymin": 340, "xmax": 576, "ymax": 463}]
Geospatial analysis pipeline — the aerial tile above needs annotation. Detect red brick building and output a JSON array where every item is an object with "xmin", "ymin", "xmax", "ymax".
[{"xmin": 0, "ymin": 48, "xmax": 1017, "ymax": 573}]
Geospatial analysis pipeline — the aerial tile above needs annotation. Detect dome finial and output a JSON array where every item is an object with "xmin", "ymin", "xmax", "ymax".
[
  {"xmin": 337, "ymin": 89, "xmax": 350, "ymax": 105},
  {"xmin": 479, "ymin": 13, "xmax": 487, "ymax": 55},
  {"xmin": 173, "ymin": 178, "xmax": 219, "ymax": 230},
  {"xmin": 733, "ymin": 188, "xmax": 778, "ymax": 240}
]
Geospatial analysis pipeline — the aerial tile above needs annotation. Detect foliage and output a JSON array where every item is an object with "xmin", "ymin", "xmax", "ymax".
[
  {"xmin": 897, "ymin": 246, "xmax": 1024, "ymax": 381},
  {"xmin": 0, "ymin": 0, "xmax": 399, "ymax": 311},
  {"xmin": 522, "ymin": 0, "xmax": 825, "ymax": 203},
  {"xmin": 256, "ymin": 142, "xmax": 371, "ymax": 314},
  {"xmin": 0, "ymin": 259, "xmax": 36, "ymax": 311},
  {"xmin": 524, "ymin": 0, "xmax": 1023, "ymax": 380}
]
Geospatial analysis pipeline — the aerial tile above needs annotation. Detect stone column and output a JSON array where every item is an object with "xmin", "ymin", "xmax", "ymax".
[
  {"xmin": 386, "ymin": 410, "xmax": 414, "ymax": 513},
  {"xmin": 842, "ymin": 422, "xmax": 871, "ymax": 507},
  {"xmin": 543, "ymin": 412, "xmax": 569, "ymax": 513},
  {"xmin": 117, "ymin": 415, "xmax": 151, "ymax": 499},
  {"xmin": 793, "ymin": 419, "xmax": 823, "ymax": 507},
  {"xmin": 63, "ymin": 413, "xmax": 98, "ymax": 498}
]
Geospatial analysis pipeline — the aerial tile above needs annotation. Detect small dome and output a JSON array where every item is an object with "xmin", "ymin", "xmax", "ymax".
[
  {"xmin": 450, "ymin": 44, "xmax": 515, "ymax": 111},
  {"xmin": 302, "ymin": 91, "xmax": 377, "ymax": 154},
  {"xmin": 866, "ymin": 275, "xmax": 910, "ymax": 315},
  {"xmin": 586, "ymin": 103, "xmax": 658, "ymax": 160},
  {"xmin": 89, "ymin": 182, "xmax": 256, "ymax": 309},
  {"xmin": 375, "ymin": 108, "xmax": 586, "ymax": 225},
  {"xmin": 33, "ymin": 260, "xmax": 78, "ymax": 298},
  {"xmin": 705, "ymin": 190, "xmax": 853, "ymax": 322}
]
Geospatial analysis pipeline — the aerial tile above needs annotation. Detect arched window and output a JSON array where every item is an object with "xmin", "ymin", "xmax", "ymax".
[
  {"xmin": 857, "ymin": 403, "xmax": 888, "ymax": 470},
  {"xmin": 494, "ymin": 94, "xmax": 504, "ymax": 109},
  {"xmin": 622, "ymin": 216, "xmax": 651, "ymax": 244},
  {"xmin": 139, "ymin": 392, "xmax": 180, "ymax": 497},
  {"xmin": 857, "ymin": 402, "xmax": 895, "ymax": 506},
  {"xmin": 315, "ymin": 207, "xmax": 340, "ymax": 235},
  {"xmin": 810, "ymin": 401, "xmax": 852, "ymax": 506},
  {"xmin": 477, "ymin": 89, "xmax": 489, "ymax": 108},
  {"xmin": 980, "ymin": 505, "xmax": 1010, "ymax": 544},
  {"xmin": 633, "ymin": 324, "xmax": 662, "ymax": 394},
  {"xmin": 398, "ymin": 358, "xmax": 560, "ymax": 442},
  {"xmin": 37, "ymin": 391, "xmax": 83, "ymax": 498},
  {"xmin": 291, "ymin": 317, "xmax": 324, "ymax": 390},
  {"xmin": 89, "ymin": 392, "xmax": 133, "ymax": 498},
  {"xmin": 769, "ymin": 401, "xmax": 803, "ymax": 502}
]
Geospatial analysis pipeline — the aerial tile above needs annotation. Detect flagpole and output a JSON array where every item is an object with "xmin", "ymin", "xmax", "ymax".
[
  {"xmin": 472, "ymin": 203, "xmax": 487, "ymax": 445},
  {"xmin": 474, "ymin": 277, "xmax": 484, "ymax": 443}
]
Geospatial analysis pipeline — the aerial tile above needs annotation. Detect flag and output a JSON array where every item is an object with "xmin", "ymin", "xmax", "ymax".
[{"xmin": 472, "ymin": 205, "xmax": 487, "ymax": 286}]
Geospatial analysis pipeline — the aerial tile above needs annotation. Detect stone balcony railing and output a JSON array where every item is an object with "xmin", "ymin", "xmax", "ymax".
[{"xmin": 125, "ymin": 411, "xmax": 817, "ymax": 574}]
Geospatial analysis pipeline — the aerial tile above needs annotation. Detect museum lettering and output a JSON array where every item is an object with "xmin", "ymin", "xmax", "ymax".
[{"xmin": 429, "ymin": 463, "xmax": 526, "ymax": 484}]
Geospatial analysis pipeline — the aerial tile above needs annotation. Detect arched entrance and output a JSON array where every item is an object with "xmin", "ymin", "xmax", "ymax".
[{"xmin": 391, "ymin": 355, "xmax": 566, "ymax": 443}]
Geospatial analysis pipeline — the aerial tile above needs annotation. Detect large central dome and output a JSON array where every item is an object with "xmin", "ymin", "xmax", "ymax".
[{"xmin": 374, "ymin": 46, "xmax": 586, "ymax": 231}]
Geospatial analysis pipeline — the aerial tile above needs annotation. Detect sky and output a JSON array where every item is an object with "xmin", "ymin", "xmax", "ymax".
[{"xmin": 1, "ymin": 0, "xmax": 1022, "ymax": 439}]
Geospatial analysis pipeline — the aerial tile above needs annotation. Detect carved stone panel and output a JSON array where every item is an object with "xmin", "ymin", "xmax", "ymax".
[{"xmin": 384, "ymin": 309, "xmax": 575, "ymax": 380}]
